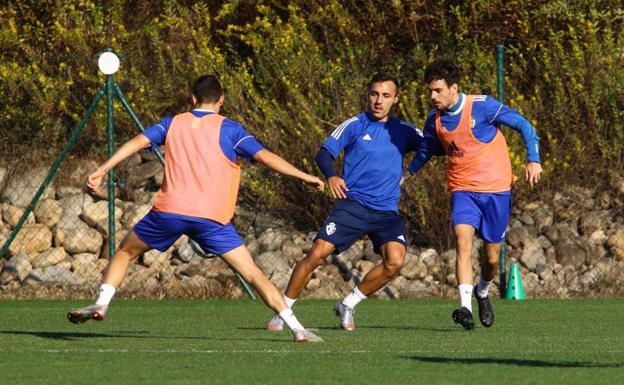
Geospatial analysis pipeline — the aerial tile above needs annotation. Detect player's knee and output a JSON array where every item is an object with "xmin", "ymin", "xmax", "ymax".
[{"xmin": 384, "ymin": 255, "xmax": 405, "ymax": 276}]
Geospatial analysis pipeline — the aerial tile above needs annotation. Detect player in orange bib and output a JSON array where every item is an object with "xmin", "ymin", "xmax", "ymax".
[
  {"xmin": 405, "ymin": 59, "xmax": 542, "ymax": 330},
  {"xmin": 67, "ymin": 75, "xmax": 324, "ymax": 343}
]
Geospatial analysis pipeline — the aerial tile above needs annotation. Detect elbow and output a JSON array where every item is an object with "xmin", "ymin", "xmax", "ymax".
[{"xmin": 253, "ymin": 149, "xmax": 273, "ymax": 166}]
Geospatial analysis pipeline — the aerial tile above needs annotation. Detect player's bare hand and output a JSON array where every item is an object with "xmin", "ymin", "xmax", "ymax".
[
  {"xmin": 328, "ymin": 176, "xmax": 348, "ymax": 199},
  {"xmin": 525, "ymin": 162, "xmax": 542, "ymax": 188},
  {"xmin": 303, "ymin": 175, "xmax": 325, "ymax": 192},
  {"xmin": 86, "ymin": 171, "xmax": 104, "ymax": 193}
]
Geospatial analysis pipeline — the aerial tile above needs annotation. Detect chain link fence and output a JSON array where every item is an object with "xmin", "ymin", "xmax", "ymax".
[{"xmin": 0, "ymin": 149, "xmax": 461, "ymax": 301}]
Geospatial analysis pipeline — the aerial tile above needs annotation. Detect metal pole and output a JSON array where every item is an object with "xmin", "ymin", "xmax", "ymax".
[
  {"xmin": 113, "ymin": 84, "xmax": 165, "ymax": 165},
  {"xmin": 0, "ymin": 86, "xmax": 107, "ymax": 258},
  {"xmin": 106, "ymin": 75, "xmax": 116, "ymax": 258},
  {"xmin": 496, "ymin": 44, "xmax": 508, "ymax": 298}
]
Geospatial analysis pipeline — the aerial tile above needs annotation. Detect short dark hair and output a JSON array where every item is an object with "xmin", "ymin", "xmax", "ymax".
[
  {"xmin": 192, "ymin": 75, "xmax": 223, "ymax": 104},
  {"xmin": 424, "ymin": 59, "xmax": 460, "ymax": 86},
  {"xmin": 368, "ymin": 72, "xmax": 400, "ymax": 94}
]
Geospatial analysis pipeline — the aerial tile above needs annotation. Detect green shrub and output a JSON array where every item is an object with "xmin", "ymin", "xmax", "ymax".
[{"xmin": 1, "ymin": 0, "xmax": 622, "ymax": 249}]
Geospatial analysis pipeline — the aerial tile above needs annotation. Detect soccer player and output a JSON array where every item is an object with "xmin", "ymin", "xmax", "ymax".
[
  {"xmin": 266, "ymin": 73, "xmax": 423, "ymax": 331},
  {"xmin": 404, "ymin": 59, "xmax": 542, "ymax": 330},
  {"xmin": 68, "ymin": 75, "xmax": 324, "ymax": 343}
]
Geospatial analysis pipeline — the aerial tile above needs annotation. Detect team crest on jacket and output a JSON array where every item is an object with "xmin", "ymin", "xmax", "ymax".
[{"xmin": 326, "ymin": 222, "xmax": 337, "ymax": 235}]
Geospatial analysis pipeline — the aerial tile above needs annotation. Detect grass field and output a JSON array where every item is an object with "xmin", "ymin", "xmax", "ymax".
[{"xmin": 0, "ymin": 299, "xmax": 622, "ymax": 385}]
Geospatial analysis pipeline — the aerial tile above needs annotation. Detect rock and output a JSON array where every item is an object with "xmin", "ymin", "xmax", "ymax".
[
  {"xmin": 334, "ymin": 240, "xmax": 364, "ymax": 272},
  {"xmin": 545, "ymin": 223, "xmax": 578, "ymax": 244},
  {"xmin": 419, "ymin": 248, "xmax": 438, "ymax": 267},
  {"xmin": 355, "ymin": 259, "xmax": 375, "ymax": 276},
  {"xmin": 82, "ymin": 200, "xmax": 123, "ymax": 228},
  {"xmin": 257, "ymin": 228, "xmax": 288, "ymax": 253},
  {"xmin": 57, "ymin": 194, "xmax": 93, "ymax": 230},
  {"xmin": 319, "ymin": 264, "xmax": 343, "ymax": 281},
  {"xmin": 62, "ymin": 227, "xmax": 103, "ymax": 254},
  {"xmin": 542, "ymin": 244, "xmax": 556, "ymax": 264},
  {"xmin": 562, "ymin": 265, "xmax": 578, "ymax": 285},
  {"xmin": 400, "ymin": 259, "xmax": 428, "ymax": 280},
  {"xmin": 34, "ymin": 199, "xmax": 62, "ymax": 227},
  {"xmin": 71, "ymin": 253, "xmax": 101, "ymax": 278},
  {"xmin": 202, "ymin": 258, "xmax": 229, "ymax": 278},
  {"xmin": 255, "ymin": 251, "xmax": 290, "ymax": 275},
  {"xmin": 2, "ymin": 203, "xmax": 35, "ymax": 227},
  {"xmin": 28, "ymin": 265, "xmax": 84, "ymax": 285},
  {"xmin": 533, "ymin": 204, "xmax": 554, "ymax": 231},
  {"xmin": 245, "ymin": 235, "xmax": 260, "ymax": 258},
  {"xmin": 589, "ymin": 230, "xmax": 607, "ymax": 245},
  {"xmin": 120, "ymin": 153, "xmax": 143, "ymax": 169},
  {"xmin": 281, "ymin": 239, "xmax": 303, "ymax": 264},
  {"xmin": 523, "ymin": 272, "xmax": 540, "ymax": 294},
  {"xmin": 587, "ymin": 244, "xmax": 608, "ymax": 264},
  {"xmin": 122, "ymin": 265, "xmax": 159, "ymax": 290},
  {"xmin": 3, "ymin": 251, "xmax": 32, "ymax": 281},
  {"xmin": 130, "ymin": 190, "xmax": 157, "ymax": 205},
  {"xmin": 520, "ymin": 240, "xmax": 546, "ymax": 272},
  {"xmin": 154, "ymin": 169, "xmax": 164, "ymax": 186},
  {"xmin": 0, "ymin": 166, "xmax": 7, "ymax": 195},
  {"xmin": 122, "ymin": 204, "xmax": 151, "ymax": 228},
  {"xmin": 580, "ymin": 269, "xmax": 598, "ymax": 286},
  {"xmin": 606, "ymin": 227, "xmax": 624, "ymax": 261},
  {"xmin": 362, "ymin": 241, "xmax": 379, "ymax": 262},
  {"xmin": 441, "ymin": 249, "xmax": 456, "ymax": 267},
  {"xmin": 8, "ymin": 224, "xmax": 52, "ymax": 255},
  {"xmin": 63, "ymin": 160, "xmax": 100, "ymax": 188},
  {"xmin": 126, "ymin": 160, "xmax": 162, "ymax": 188},
  {"xmin": 519, "ymin": 213, "xmax": 535, "ymax": 226},
  {"xmin": 270, "ymin": 271, "xmax": 292, "ymax": 291},
  {"xmin": 31, "ymin": 247, "xmax": 67, "ymax": 268},
  {"xmin": 143, "ymin": 249, "xmax": 171, "ymax": 268},
  {"xmin": 579, "ymin": 210, "xmax": 609, "ymax": 236},
  {"xmin": 536, "ymin": 235, "xmax": 553, "ymax": 249},
  {"xmin": 1, "ymin": 167, "xmax": 55, "ymax": 207},
  {"xmin": 56, "ymin": 186, "xmax": 83, "ymax": 198},
  {"xmin": 306, "ymin": 277, "xmax": 321, "ymax": 290},
  {"xmin": 176, "ymin": 242, "xmax": 195, "ymax": 263},
  {"xmin": 159, "ymin": 265, "xmax": 176, "ymax": 282},
  {"xmin": 175, "ymin": 262, "xmax": 203, "ymax": 278},
  {"xmin": 253, "ymin": 213, "xmax": 286, "ymax": 234},
  {"xmin": 555, "ymin": 237, "xmax": 587, "ymax": 269},
  {"xmin": 506, "ymin": 226, "xmax": 530, "ymax": 248}
]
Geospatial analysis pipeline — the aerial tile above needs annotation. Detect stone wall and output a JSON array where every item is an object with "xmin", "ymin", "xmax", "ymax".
[{"xmin": 1, "ymin": 159, "xmax": 623, "ymax": 299}]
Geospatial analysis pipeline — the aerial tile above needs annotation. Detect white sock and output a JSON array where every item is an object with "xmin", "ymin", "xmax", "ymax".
[
  {"xmin": 278, "ymin": 308, "xmax": 305, "ymax": 331},
  {"xmin": 283, "ymin": 295, "xmax": 297, "ymax": 308},
  {"xmin": 458, "ymin": 284, "xmax": 473, "ymax": 313},
  {"xmin": 476, "ymin": 278, "xmax": 494, "ymax": 298},
  {"xmin": 341, "ymin": 287, "xmax": 367, "ymax": 309},
  {"xmin": 95, "ymin": 284, "xmax": 116, "ymax": 306}
]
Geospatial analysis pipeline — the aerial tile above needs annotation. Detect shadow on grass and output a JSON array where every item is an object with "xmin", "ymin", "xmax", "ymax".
[
  {"xmin": 403, "ymin": 355, "xmax": 623, "ymax": 368},
  {"xmin": 0, "ymin": 330, "xmax": 287, "ymax": 343},
  {"xmin": 238, "ymin": 325, "xmax": 458, "ymax": 332}
]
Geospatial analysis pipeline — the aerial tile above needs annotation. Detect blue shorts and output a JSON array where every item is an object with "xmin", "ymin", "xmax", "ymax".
[
  {"xmin": 316, "ymin": 199, "xmax": 407, "ymax": 254},
  {"xmin": 133, "ymin": 211, "xmax": 243, "ymax": 254},
  {"xmin": 451, "ymin": 191, "xmax": 512, "ymax": 243}
]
